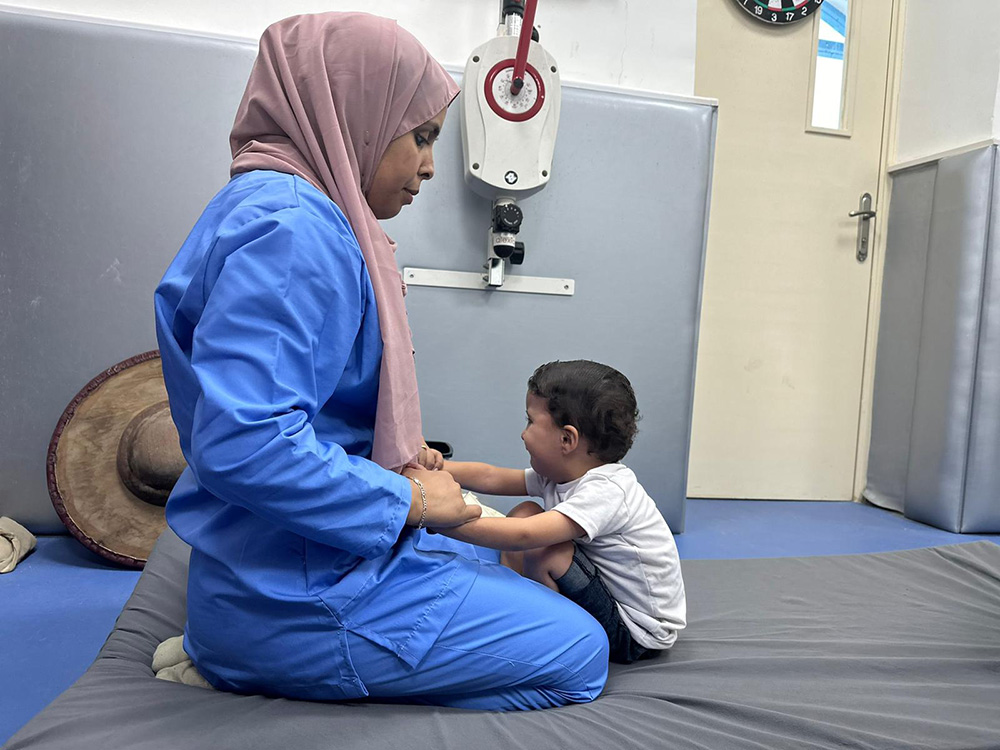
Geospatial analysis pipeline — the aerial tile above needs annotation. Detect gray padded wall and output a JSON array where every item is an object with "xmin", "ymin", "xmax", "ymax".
[
  {"xmin": 864, "ymin": 145, "xmax": 1000, "ymax": 533},
  {"xmin": 864, "ymin": 164, "xmax": 936, "ymax": 513},
  {"xmin": 390, "ymin": 87, "xmax": 715, "ymax": 531},
  {"xmin": 0, "ymin": 10, "xmax": 257, "ymax": 533},
  {"xmin": 0, "ymin": 9, "xmax": 715, "ymax": 533},
  {"xmin": 0, "ymin": 12, "xmax": 256, "ymax": 533},
  {"xmin": 965, "ymin": 147, "xmax": 1000, "ymax": 531}
]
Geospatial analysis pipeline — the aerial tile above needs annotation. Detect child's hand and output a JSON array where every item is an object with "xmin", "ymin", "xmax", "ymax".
[{"xmin": 415, "ymin": 442, "xmax": 444, "ymax": 471}]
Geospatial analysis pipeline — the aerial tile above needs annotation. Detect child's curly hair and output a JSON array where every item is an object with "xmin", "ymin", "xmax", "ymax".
[{"xmin": 527, "ymin": 360, "xmax": 640, "ymax": 463}]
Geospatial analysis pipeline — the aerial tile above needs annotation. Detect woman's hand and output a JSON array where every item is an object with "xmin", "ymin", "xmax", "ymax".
[
  {"xmin": 403, "ymin": 466, "xmax": 481, "ymax": 529},
  {"xmin": 415, "ymin": 442, "xmax": 444, "ymax": 471}
]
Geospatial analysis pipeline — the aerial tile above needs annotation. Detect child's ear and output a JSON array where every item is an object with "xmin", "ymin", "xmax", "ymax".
[{"xmin": 561, "ymin": 425, "xmax": 580, "ymax": 454}]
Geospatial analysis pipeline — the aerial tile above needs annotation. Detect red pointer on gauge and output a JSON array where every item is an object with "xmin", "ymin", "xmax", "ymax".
[{"xmin": 510, "ymin": 0, "xmax": 537, "ymax": 95}]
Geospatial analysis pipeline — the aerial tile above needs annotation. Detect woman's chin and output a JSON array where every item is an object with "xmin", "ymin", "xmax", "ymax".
[{"xmin": 372, "ymin": 203, "xmax": 403, "ymax": 220}]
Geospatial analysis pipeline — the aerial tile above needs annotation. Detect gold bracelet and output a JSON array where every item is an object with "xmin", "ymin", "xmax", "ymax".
[{"xmin": 409, "ymin": 476, "xmax": 427, "ymax": 530}]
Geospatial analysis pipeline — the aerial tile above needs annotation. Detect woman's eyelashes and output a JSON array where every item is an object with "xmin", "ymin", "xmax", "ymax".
[{"xmin": 414, "ymin": 130, "xmax": 439, "ymax": 148}]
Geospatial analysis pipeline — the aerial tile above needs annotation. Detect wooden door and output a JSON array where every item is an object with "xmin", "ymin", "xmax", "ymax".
[{"xmin": 689, "ymin": 0, "xmax": 896, "ymax": 499}]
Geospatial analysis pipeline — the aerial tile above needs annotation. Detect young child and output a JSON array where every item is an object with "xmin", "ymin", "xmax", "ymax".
[{"xmin": 438, "ymin": 360, "xmax": 686, "ymax": 664}]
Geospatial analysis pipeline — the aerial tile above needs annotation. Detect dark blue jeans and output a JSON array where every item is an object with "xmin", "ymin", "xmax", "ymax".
[{"xmin": 554, "ymin": 545, "xmax": 657, "ymax": 665}]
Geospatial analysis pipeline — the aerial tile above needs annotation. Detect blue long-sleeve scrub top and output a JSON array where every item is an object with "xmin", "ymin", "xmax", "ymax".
[{"xmin": 154, "ymin": 170, "xmax": 478, "ymax": 700}]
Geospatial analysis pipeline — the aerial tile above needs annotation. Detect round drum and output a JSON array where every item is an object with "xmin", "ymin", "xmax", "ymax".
[{"xmin": 47, "ymin": 351, "xmax": 186, "ymax": 568}]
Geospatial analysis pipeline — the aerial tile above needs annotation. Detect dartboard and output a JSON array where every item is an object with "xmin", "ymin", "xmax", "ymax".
[{"xmin": 733, "ymin": 0, "xmax": 824, "ymax": 25}]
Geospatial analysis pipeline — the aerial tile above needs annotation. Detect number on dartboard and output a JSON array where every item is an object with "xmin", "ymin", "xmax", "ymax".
[{"xmin": 732, "ymin": 0, "xmax": 825, "ymax": 25}]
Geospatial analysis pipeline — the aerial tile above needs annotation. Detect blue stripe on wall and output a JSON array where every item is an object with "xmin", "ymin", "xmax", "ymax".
[
  {"xmin": 818, "ymin": 39, "xmax": 844, "ymax": 61},
  {"xmin": 822, "ymin": 2, "xmax": 847, "ymax": 37}
]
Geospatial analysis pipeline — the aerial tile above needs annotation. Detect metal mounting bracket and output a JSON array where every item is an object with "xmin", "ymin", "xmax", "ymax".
[{"xmin": 403, "ymin": 267, "xmax": 575, "ymax": 296}]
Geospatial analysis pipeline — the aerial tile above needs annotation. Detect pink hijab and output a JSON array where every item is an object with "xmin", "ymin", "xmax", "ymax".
[{"xmin": 229, "ymin": 13, "xmax": 459, "ymax": 470}]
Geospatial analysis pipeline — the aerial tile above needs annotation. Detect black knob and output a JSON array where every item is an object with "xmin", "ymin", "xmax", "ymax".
[
  {"xmin": 493, "ymin": 203, "xmax": 523, "ymax": 233},
  {"xmin": 511, "ymin": 242, "xmax": 525, "ymax": 265},
  {"xmin": 424, "ymin": 440, "xmax": 453, "ymax": 460},
  {"xmin": 502, "ymin": 0, "xmax": 524, "ymax": 18}
]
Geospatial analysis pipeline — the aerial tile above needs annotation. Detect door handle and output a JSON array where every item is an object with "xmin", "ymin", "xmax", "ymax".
[{"xmin": 850, "ymin": 193, "xmax": 875, "ymax": 262}]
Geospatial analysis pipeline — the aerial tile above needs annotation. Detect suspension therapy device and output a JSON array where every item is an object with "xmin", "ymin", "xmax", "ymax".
[
  {"xmin": 403, "ymin": 0, "xmax": 571, "ymax": 296},
  {"xmin": 461, "ymin": 0, "xmax": 562, "ymax": 288}
]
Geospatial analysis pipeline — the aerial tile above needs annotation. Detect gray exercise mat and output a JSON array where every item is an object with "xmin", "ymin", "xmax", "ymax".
[{"xmin": 6, "ymin": 531, "xmax": 1000, "ymax": 750}]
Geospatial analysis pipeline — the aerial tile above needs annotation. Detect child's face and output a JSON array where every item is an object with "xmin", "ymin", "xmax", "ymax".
[{"xmin": 522, "ymin": 393, "xmax": 567, "ymax": 480}]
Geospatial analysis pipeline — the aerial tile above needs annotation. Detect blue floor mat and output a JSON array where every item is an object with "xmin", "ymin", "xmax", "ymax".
[
  {"xmin": 0, "ymin": 538, "xmax": 140, "ymax": 743},
  {"xmin": 676, "ymin": 498, "xmax": 1000, "ymax": 559}
]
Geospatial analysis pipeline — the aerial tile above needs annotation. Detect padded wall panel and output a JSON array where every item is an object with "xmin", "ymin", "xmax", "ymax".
[
  {"xmin": 864, "ymin": 165, "xmax": 936, "ymax": 513},
  {"xmin": 963, "ymin": 154, "xmax": 1000, "ymax": 531},
  {"xmin": 0, "ymin": 9, "xmax": 715, "ymax": 533},
  {"xmin": 905, "ymin": 148, "xmax": 995, "ymax": 531},
  {"xmin": 865, "ymin": 145, "xmax": 1000, "ymax": 533},
  {"xmin": 0, "ymin": 11, "xmax": 257, "ymax": 532},
  {"xmin": 393, "ymin": 88, "xmax": 716, "ymax": 532}
]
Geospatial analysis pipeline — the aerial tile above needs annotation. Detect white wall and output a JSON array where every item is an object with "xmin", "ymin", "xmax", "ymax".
[
  {"xmin": 894, "ymin": 1, "xmax": 1000, "ymax": 164},
  {"xmin": 0, "ymin": 0, "xmax": 696, "ymax": 96}
]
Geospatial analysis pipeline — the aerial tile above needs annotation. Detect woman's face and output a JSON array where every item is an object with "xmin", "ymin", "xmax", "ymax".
[{"xmin": 367, "ymin": 108, "xmax": 448, "ymax": 220}]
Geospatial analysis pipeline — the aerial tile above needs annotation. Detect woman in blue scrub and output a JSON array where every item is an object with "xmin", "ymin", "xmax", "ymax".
[{"xmin": 153, "ymin": 12, "xmax": 608, "ymax": 711}]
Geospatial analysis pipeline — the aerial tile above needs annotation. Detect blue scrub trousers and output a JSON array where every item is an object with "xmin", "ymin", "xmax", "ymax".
[{"xmin": 346, "ymin": 534, "xmax": 610, "ymax": 711}]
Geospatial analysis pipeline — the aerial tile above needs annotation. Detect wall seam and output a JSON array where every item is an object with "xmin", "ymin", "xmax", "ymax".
[{"xmin": 901, "ymin": 165, "xmax": 937, "ymax": 520}]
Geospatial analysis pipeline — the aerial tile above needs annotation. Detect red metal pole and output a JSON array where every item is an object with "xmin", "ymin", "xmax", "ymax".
[{"xmin": 510, "ymin": 0, "xmax": 537, "ymax": 95}]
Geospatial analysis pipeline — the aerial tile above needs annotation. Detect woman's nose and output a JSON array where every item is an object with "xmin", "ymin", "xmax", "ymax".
[{"xmin": 419, "ymin": 151, "xmax": 435, "ymax": 181}]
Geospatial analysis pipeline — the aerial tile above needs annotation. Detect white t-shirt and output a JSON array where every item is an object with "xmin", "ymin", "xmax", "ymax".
[{"xmin": 525, "ymin": 463, "xmax": 687, "ymax": 649}]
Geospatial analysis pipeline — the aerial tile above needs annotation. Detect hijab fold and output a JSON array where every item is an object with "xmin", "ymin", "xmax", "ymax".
[{"xmin": 229, "ymin": 12, "xmax": 459, "ymax": 471}]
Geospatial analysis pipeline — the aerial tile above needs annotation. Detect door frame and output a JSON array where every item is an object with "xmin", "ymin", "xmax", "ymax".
[{"xmin": 851, "ymin": 0, "xmax": 907, "ymax": 500}]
